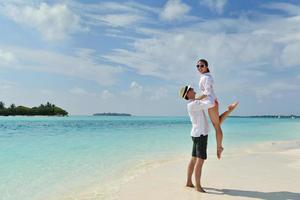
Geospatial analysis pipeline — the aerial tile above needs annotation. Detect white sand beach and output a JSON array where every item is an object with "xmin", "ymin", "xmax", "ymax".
[{"xmin": 118, "ymin": 140, "xmax": 300, "ymax": 200}]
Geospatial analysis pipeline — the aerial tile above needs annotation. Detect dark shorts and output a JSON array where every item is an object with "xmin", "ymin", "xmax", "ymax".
[{"xmin": 192, "ymin": 135, "xmax": 208, "ymax": 160}]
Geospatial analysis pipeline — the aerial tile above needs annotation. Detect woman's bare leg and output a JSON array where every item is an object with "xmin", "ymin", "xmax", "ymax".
[
  {"xmin": 208, "ymin": 102, "xmax": 223, "ymax": 159},
  {"xmin": 208, "ymin": 101, "xmax": 239, "ymax": 159},
  {"xmin": 219, "ymin": 101, "xmax": 239, "ymax": 124}
]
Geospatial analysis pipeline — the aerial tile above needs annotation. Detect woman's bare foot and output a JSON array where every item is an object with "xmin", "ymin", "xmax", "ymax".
[
  {"xmin": 217, "ymin": 146, "xmax": 224, "ymax": 159},
  {"xmin": 186, "ymin": 182, "xmax": 195, "ymax": 188},
  {"xmin": 228, "ymin": 101, "xmax": 239, "ymax": 111},
  {"xmin": 196, "ymin": 186, "xmax": 206, "ymax": 193}
]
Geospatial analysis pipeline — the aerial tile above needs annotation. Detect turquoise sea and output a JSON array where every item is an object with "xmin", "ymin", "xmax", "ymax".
[{"xmin": 1, "ymin": 116, "xmax": 300, "ymax": 200}]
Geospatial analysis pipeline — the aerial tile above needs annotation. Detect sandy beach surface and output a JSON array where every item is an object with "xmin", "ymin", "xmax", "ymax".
[{"xmin": 118, "ymin": 141, "xmax": 300, "ymax": 200}]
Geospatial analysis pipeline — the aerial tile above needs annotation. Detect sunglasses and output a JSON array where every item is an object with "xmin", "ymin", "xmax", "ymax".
[{"xmin": 196, "ymin": 64, "xmax": 206, "ymax": 68}]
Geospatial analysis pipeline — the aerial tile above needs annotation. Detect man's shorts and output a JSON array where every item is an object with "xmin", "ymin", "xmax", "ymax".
[{"xmin": 192, "ymin": 135, "xmax": 208, "ymax": 159}]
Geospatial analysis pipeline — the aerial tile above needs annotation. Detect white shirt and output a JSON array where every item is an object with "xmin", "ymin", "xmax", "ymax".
[
  {"xmin": 199, "ymin": 73, "xmax": 217, "ymax": 102},
  {"xmin": 187, "ymin": 100, "xmax": 209, "ymax": 137}
]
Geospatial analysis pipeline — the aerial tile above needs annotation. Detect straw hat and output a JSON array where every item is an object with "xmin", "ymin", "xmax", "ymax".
[{"xmin": 179, "ymin": 85, "xmax": 191, "ymax": 99}]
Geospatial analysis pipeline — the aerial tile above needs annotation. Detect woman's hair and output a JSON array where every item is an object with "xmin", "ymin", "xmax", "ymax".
[{"xmin": 198, "ymin": 58, "xmax": 210, "ymax": 73}]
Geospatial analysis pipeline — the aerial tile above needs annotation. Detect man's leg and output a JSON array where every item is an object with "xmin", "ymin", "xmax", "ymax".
[
  {"xmin": 194, "ymin": 158, "xmax": 206, "ymax": 192},
  {"xmin": 186, "ymin": 157, "xmax": 196, "ymax": 187}
]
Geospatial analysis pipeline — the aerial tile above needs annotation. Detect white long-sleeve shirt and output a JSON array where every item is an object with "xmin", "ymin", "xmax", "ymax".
[
  {"xmin": 187, "ymin": 100, "xmax": 209, "ymax": 137},
  {"xmin": 199, "ymin": 72, "xmax": 217, "ymax": 108}
]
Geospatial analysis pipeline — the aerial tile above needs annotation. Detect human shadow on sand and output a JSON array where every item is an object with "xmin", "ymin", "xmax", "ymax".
[{"xmin": 204, "ymin": 187, "xmax": 300, "ymax": 200}]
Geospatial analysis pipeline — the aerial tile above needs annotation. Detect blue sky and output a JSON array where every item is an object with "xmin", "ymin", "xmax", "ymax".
[{"xmin": 1, "ymin": 0, "xmax": 300, "ymax": 116}]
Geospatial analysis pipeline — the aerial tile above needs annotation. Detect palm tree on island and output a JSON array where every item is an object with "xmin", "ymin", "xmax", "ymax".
[
  {"xmin": 0, "ymin": 101, "xmax": 68, "ymax": 116},
  {"xmin": 0, "ymin": 101, "xmax": 5, "ymax": 109}
]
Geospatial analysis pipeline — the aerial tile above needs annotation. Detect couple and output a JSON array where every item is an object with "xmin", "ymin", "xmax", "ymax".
[{"xmin": 179, "ymin": 59, "xmax": 238, "ymax": 193}]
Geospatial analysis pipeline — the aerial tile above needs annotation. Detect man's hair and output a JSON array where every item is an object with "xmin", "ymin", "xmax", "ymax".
[{"xmin": 198, "ymin": 58, "xmax": 210, "ymax": 72}]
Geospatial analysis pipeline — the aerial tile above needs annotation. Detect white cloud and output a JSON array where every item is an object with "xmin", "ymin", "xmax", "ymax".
[
  {"xmin": 72, "ymin": 1, "xmax": 158, "ymax": 15},
  {"xmin": 280, "ymin": 42, "xmax": 300, "ymax": 67},
  {"xmin": 125, "ymin": 81, "xmax": 143, "ymax": 98},
  {"xmin": 69, "ymin": 87, "xmax": 88, "ymax": 95},
  {"xmin": 0, "ymin": 49, "xmax": 15, "ymax": 66},
  {"xmin": 254, "ymin": 81, "xmax": 300, "ymax": 102},
  {"xmin": 161, "ymin": 0, "xmax": 190, "ymax": 21},
  {"xmin": 200, "ymin": 0, "xmax": 227, "ymax": 14},
  {"xmin": 97, "ymin": 13, "xmax": 143, "ymax": 27},
  {"xmin": 1, "ymin": 46, "xmax": 123, "ymax": 85},
  {"xmin": 102, "ymin": 3, "xmax": 300, "ymax": 114},
  {"xmin": 41, "ymin": 89, "xmax": 53, "ymax": 95},
  {"xmin": 119, "ymin": 83, "xmax": 170, "ymax": 101},
  {"xmin": 263, "ymin": 2, "xmax": 300, "ymax": 15},
  {"xmin": 72, "ymin": 1, "xmax": 157, "ymax": 28},
  {"xmin": 101, "ymin": 90, "xmax": 114, "ymax": 100},
  {"xmin": 1, "ymin": 2, "xmax": 85, "ymax": 41},
  {"xmin": 104, "ymin": 10, "xmax": 300, "ymax": 83},
  {"xmin": 149, "ymin": 87, "xmax": 168, "ymax": 101},
  {"xmin": 0, "ymin": 80, "xmax": 17, "ymax": 90}
]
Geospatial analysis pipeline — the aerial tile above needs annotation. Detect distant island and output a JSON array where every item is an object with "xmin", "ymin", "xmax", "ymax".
[
  {"xmin": 230, "ymin": 115, "xmax": 299, "ymax": 119},
  {"xmin": 0, "ymin": 101, "xmax": 68, "ymax": 116},
  {"xmin": 93, "ymin": 113, "xmax": 131, "ymax": 116}
]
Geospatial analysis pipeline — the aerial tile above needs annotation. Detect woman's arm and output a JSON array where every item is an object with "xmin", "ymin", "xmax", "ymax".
[{"xmin": 195, "ymin": 94, "xmax": 207, "ymax": 100}]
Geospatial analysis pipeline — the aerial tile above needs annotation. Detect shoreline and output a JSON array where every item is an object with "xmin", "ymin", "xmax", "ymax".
[
  {"xmin": 117, "ymin": 139, "xmax": 300, "ymax": 200},
  {"xmin": 54, "ymin": 139, "xmax": 300, "ymax": 200},
  {"xmin": 55, "ymin": 155, "xmax": 184, "ymax": 200}
]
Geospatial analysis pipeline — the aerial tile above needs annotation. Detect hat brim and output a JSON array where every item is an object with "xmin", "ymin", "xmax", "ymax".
[{"xmin": 182, "ymin": 85, "xmax": 191, "ymax": 99}]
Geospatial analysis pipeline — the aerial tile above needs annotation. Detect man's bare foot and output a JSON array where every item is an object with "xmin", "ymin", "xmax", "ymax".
[
  {"xmin": 196, "ymin": 186, "xmax": 206, "ymax": 193},
  {"xmin": 186, "ymin": 183, "xmax": 195, "ymax": 188},
  {"xmin": 228, "ymin": 101, "xmax": 239, "ymax": 111},
  {"xmin": 217, "ymin": 146, "xmax": 224, "ymax": 159}
]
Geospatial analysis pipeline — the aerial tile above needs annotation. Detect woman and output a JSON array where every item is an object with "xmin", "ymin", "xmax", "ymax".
[{"xmin": 196, "ymin": 59, "xmax": 238, "ymax": 159}]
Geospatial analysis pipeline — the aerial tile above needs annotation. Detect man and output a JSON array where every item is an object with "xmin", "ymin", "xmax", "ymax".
[{"xmin": 179, "ymin": 85, "xmax": 235, "ymax": 193}]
